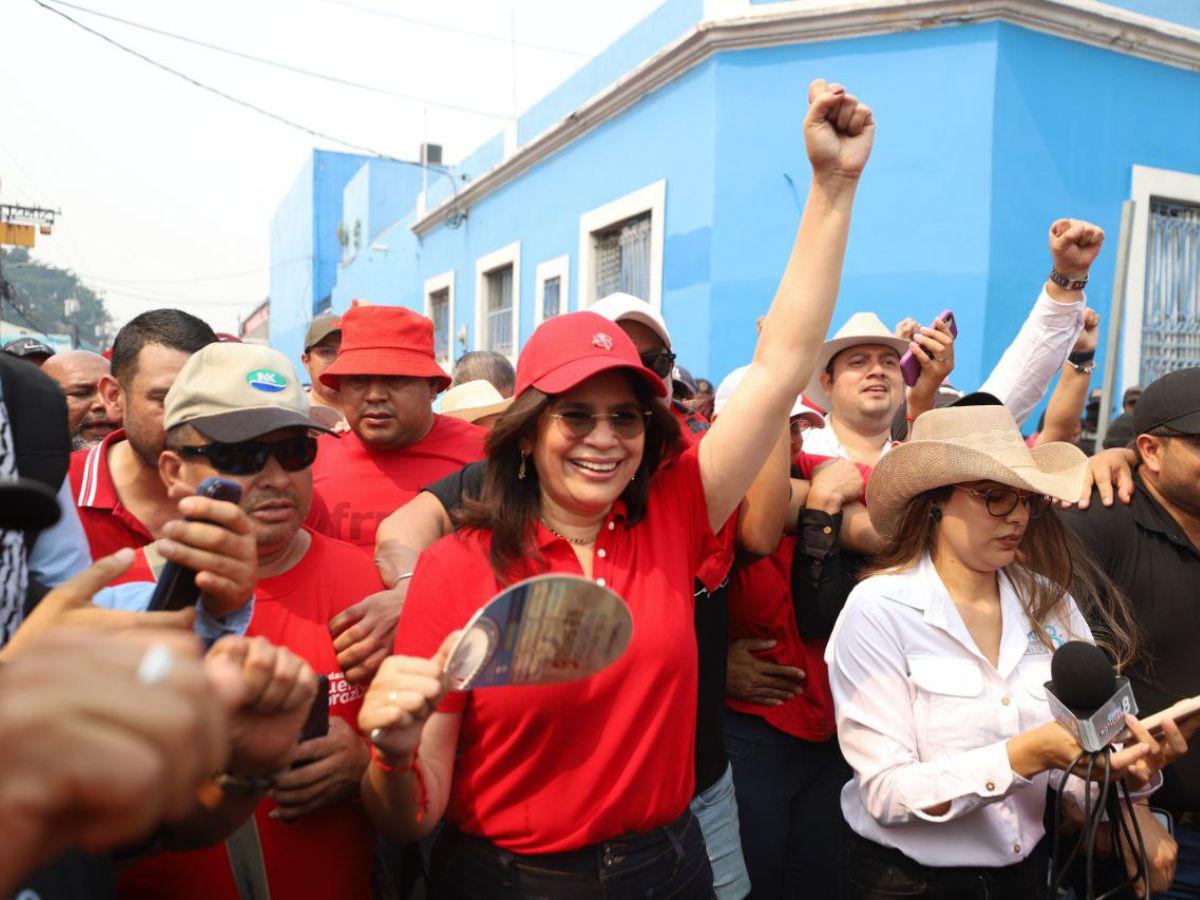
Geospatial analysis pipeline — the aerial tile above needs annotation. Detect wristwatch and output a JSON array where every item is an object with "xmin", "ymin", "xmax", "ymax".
[{"xmin": 1049, "ymin": 268, "xmax": 1089, "ymax": 291}]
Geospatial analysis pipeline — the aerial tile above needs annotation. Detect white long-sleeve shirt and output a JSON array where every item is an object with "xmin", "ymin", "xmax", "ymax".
[
  {"xmin": 826, "ymin": 554, "xmax": 1112, "ymax": 867},
  {"xmin": 980, "ymin": 288, "xmax": 1085, "ymax": 426}
]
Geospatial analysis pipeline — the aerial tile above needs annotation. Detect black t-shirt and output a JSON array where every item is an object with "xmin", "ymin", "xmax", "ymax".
[
  {"xmin": 1059, "ymin": 478, "xmax": 1200, "ymax": 814},
  {"xmin": 423, "ymin": 462, "xmax": 730, "ymax": 793}
]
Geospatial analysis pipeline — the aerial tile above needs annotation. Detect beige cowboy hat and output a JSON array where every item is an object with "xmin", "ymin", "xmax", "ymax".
[
  {"xmin": 804, "ymin": 312, "xmax": 910, "ymax": 411},
  {"xmin": 441, "ymin": 379, "xmax": 512, "ymax": 423},
  {"xmin": 866, "ymin": 405, "xmax": 1089, "ymax": 542}
]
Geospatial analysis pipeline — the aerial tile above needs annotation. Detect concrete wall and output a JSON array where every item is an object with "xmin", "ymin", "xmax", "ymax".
[
  {"xmin": 708, "ymin": 26, "xmax": 999, "ymax": 387},
  {"xmin": 986, "ymin": 23, "xmax": 1200, "ymax": 406},
  {"xmin": 269, "ymin": 149, "xmax": 373, "ymax": 374},
  {"xmin": 274, "ymin": 9, "xmax": 1200, "ymax": 413}
]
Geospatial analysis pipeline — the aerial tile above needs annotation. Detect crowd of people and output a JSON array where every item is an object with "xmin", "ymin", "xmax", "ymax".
[{"xmin": 3, "ymin": 79, "xmax": 1200, "ymax": 900}]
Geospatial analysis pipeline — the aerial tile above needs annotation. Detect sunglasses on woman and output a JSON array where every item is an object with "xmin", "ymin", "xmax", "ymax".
[
  {"xmin": 639, "ymin": 350, "xmax": 676, "ymax": 380},
  {"xmin": 549, "ymin": 409, "xmax": 650, "ymax": 440},
  {"xmin": 959, "ymin": 485, "xmax": 1053, "ymax": 519},
  {"xmin": 177, "ymin": 434, "xmax": 318, "ymax": 475}
]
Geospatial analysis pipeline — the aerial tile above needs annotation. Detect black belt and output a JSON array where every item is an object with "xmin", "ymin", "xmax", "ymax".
[{"xmin": 440, "ymin": 808, "xmax": 698, "ymax": 876}]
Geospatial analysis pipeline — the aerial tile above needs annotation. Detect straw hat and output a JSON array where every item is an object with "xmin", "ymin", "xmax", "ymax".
[
  {"xmin": 441, "ymin": 379, "xmax": 513, "ymax": 423},
  {"xmin": 804, "ymin": 312, "xmax": 909, "ymax": 411},
  {"xmin": 867, "ymin": 405, "xmax": 1088, "ymax": 541}
]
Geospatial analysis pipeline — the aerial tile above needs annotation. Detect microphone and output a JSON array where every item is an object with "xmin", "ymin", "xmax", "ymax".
[{"xmin": 1045, "ymin": 641, "xmax": 1138, "ymax": 753}]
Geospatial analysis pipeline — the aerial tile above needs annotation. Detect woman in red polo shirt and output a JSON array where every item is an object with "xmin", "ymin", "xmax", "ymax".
[{"xmin": 359, "ymin": 78, "xmax": 875, "ymax": 898}]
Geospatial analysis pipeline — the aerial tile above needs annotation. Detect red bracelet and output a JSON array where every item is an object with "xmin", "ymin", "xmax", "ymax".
[
  {"xmin": 368, "ymin": 744, "xmax": 430, "ymax": 824},
  {"xmin": 905, "ymin": 415, "xmax": 916, "ymax": 424}
]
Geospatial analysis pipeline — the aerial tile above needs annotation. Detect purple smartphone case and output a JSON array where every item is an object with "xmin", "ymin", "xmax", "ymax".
[{"xmin": 900, "ymin": 310, "xmax": 957, "ymax": 386}]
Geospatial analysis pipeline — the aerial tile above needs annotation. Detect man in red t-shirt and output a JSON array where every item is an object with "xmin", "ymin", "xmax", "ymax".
[
  {"xmin": 73, "ymin": 309, "xmax": 219, "ymax": 557},
  {"xmin": 305, "ymin": 304, "xmax": 485, "ymax": 688},
  {"xmin": 118, "ymin": 342, "xmax": 384, "ymax": 900},
  {"xmin": 308, "ymin": 304, "xmax": 485, "ymax": 549}
]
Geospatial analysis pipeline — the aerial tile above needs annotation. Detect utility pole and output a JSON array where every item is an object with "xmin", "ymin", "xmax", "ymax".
[{"xmin": 0, "ymin": 202, "xmax": 59, "ymax": 248}]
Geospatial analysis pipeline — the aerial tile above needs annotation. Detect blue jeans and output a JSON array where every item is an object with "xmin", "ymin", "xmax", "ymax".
[
  {"xmin": 427, "ymin": 809, "xmax": 714, "ymax": 899},
  {"xmin": 1157, "ymin": 823, "xmax": 1200, "ymax": 899},
  {"xmin": 691, "ymin": 763, "xmax": 751, "ymax": 899},
  {"xmin": 724, "ymin": 710, "xmax": 849, "ymax": 899}
]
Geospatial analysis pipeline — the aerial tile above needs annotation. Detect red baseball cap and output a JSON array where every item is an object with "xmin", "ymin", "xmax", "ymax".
[
  {"xmin": 319, "ymin": 305, "xmax": 450, "ymax": 391},
  {"xmin": 515, "ymin": 311, "xmax": 667, "ymax": 399}
]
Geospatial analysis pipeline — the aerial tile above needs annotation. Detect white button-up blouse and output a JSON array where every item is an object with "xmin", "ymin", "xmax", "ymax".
[{"xmin": 826, "ymin": 554, "xmax": 1110, "ymax": 868}]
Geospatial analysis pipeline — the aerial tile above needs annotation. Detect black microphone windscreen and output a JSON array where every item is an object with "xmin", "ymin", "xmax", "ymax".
[{"xmin": 1050, "ymin": 640, "xmax": 1115, "ymax": 713}]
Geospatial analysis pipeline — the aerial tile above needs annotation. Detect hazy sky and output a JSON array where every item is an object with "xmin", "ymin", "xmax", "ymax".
[{"xmin": 1, "ymin": 0, "xmax": 662, "ymax": 333}]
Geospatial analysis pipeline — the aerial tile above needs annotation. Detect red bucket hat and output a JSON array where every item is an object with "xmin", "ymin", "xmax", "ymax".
[
  {"xmin": 319, "ymin": 305, "xmax": 450, "ymax": 392},
  {"xmin": 515, "ymin": 311, "xmax": 667, "ymax": 399}
]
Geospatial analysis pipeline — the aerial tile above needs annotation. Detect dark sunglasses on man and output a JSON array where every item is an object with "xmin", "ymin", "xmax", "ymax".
[
  {"xmin": 177, "ymin": 434, "xmax": 318, "ymax": 476},
  {"xmin": 640, "ymin": 349, "xmax": 676, "ymax": 380}
]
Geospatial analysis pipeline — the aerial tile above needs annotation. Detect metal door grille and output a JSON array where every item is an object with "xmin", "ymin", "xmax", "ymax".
[{"xmin": 1141, "ymin": 199, "xmax": 1200, "ymax": 385}]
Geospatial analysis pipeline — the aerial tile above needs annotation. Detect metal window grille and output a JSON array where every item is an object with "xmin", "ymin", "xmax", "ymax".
[
  {"xmin": 485, "ymin": 265, "xmax": 513, "ymax": 355},
  {"xmin": 542, "ymin": 275, "xmax": 561, "ymax": 321},
  {"xmin": 593, "ymin": 213, "xmax": 651, "ymax": 302},
  {"xmin": 1141, "ymin": 199, "xmax": 1200, "ymax": 385},
  {"xmin": 429, "ymin": 288, "xmax": 449, "ymax": 363}
]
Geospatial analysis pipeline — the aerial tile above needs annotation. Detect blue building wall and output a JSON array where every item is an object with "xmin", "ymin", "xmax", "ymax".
[
  {"xmin": 707, "ymin": 26, "xmax": 999, "ymax": 387},
  {"xmin": 986, "ymin": 24, "xmax": 1200, "ymax": 402},
  {"xmin": 271, "ymin": 6, "xmax": 1200, "ymax": 412},
  {"xmin": 269, "ymin": 149, "xmax": 373, "ymax": 374}
]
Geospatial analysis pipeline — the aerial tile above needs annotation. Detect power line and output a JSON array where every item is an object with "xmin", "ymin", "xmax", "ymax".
[
  {"xmin": 31, "ymin": 0, "xmax": 431, "ymax": 166},
  {"xmin": 43, "ymin": 0, "xmax": 511, "ymax": 120},
  {"xmin": 317, "ymin": 0, "xmax": 590, "ymax": 57}
]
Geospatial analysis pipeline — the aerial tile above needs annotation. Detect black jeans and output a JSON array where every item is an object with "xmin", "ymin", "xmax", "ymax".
[
  {"xmin": 428, "ymin": 809, "xmax": 715, "ymax": 899},
  {"xmin": 839, "ymin": 828, "xmax": 1048, "ymax": 900},
  {"xmin": 724, "ymin": 709, "xmax": 850, "ymax": 898}
]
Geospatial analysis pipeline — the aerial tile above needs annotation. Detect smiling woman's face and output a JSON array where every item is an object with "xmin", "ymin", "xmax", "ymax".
[
  {"xmin": 936, "ymin": 480, "xmax": 1034, "ymax": 574},
  {"xmin": 530, "ymin": 371, "xmax": 646, "ymax": 522}
]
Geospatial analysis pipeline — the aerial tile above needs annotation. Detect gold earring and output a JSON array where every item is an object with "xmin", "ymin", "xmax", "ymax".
[{"xmin": 518, "ymin": 454, "xmax": 527, "ymax": 480}]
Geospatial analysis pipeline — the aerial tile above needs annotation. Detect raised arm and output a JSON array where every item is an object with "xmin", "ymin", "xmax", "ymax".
[
  {"xmin": 979, "ymin": 219, "xmax": 1103, "ymax": 424},
  {"xmin": 700, "ymin": 80, "xmax": 874, "ymax": 531},
  {"xmin": 1035, "ymin": 308, "xmax": 1098, "ymax": 445}
]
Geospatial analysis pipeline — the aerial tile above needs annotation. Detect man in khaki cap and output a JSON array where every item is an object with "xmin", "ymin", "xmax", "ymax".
[
  {"xmin": 301, "ymin": 312, "xmax": 343, "ymax": 428},
  {"xmin": 139, "ymin": 341, "xmax": 387, "ymax": 898}
]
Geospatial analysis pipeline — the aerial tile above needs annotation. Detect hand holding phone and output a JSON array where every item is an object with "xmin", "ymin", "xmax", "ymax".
[
  {"xmin": 900, "ymin": 309, "xmax": 958, "ymax": 387},
  {"xmin": 147, "ymin": 477, "xmax": 244, "ymax": 613}
]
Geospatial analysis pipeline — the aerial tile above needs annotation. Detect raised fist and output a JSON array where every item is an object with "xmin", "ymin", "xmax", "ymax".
[
  {"xmin": 1073, "ymin": 308, "xmax": 1100, "ymax": 356},
  {"xmin": 804, "ymin": 79, "xmax": 874, "ymax": 181},
  {"xmin": 1049, "ymin": 219, "xmax": 1105, "ymax": 280}
]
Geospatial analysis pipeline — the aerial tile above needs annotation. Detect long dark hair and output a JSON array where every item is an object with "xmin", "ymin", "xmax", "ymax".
[
  {"xmin": 456, "ymin": 373, "xmax": 683, "ymax": 582},
  {"xmin": 865, "ymin": 487, "xmax": 1140, "ymax": 669}
]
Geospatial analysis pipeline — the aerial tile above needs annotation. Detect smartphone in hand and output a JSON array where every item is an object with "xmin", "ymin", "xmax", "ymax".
[
  {"xmin": 900, "ymin": 309, "xmax": 958, "ymax": 387},
  {"xmin": 146, "ymin": 476, "xmax": 244, "ymax": 613}
]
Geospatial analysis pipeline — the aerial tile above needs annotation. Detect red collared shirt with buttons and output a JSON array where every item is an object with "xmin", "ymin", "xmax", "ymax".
[
  {"xmin": 69, "ymin": 428, "xmax": 154, "ymax": 558},
  {"xmin": 394, "ymin": 442, "xmax": 729, "ymax": 855}
]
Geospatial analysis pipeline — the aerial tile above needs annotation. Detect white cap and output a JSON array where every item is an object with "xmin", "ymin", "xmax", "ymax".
[
  {"xmin": 714, "ymin": 364, "xmax": 825, "ymax": 424},
  {"xmin": 589, "ymin": 293, "xmax": 672, "ymax": 350}
]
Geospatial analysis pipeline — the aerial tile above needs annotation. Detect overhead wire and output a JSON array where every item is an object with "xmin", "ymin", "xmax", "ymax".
[
  {"xmin": 41, "ymin": 0, "xmax": 511, "ymax": 120},
  {"xmin": 316, "ymin": 0, "xmax": 590, "ymax": 57},
  {"xmin": 32, "ymin": 0, "xmax": 427, "ymax": 165}
]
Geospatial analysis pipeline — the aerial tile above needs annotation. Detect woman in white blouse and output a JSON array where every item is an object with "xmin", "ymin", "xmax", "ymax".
[{"xmin": 827, "ymin": 403, "xmax": 1189, "ymax": 899}]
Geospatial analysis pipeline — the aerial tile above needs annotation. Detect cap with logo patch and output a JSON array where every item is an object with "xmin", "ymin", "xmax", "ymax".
[
  {"xmin": 304, "ymin": 312, "xmax": 341, "ymax": 351},
  {"xmin": 514, "ymin": 311, "xmax": 666, "ymax": 399},
  {"xmin": 3, "ymin": 337, "xmax": 56, "ymax": 361},
  {"xmin": 164, "ymin": 343, "xmax": 334, "ymax": 443}
]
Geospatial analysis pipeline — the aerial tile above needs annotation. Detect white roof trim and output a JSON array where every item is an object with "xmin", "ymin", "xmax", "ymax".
[{"xmin": 412, "ymin": 0, "xmax": 1200, "ymax": 236}]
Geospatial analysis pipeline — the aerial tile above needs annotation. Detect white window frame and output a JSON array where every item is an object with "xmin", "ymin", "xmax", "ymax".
[
  {"xmin": 534, "ymin": 254, "xmax": 571, "ymax": 327},
  {"xmin": 423, "ymin": 269, "xmax": 455, "ymax": 369},
  {"xmin": 1121, "ymin": 164, "xmax": 1200, "ymax": 392},
  {"xmin": 474, "ymin": 240, "xmax": 521, "ymax": 363},
  {"xmin": 577, "ymin": 179, "xmax": 666, "ymax": 312}
]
